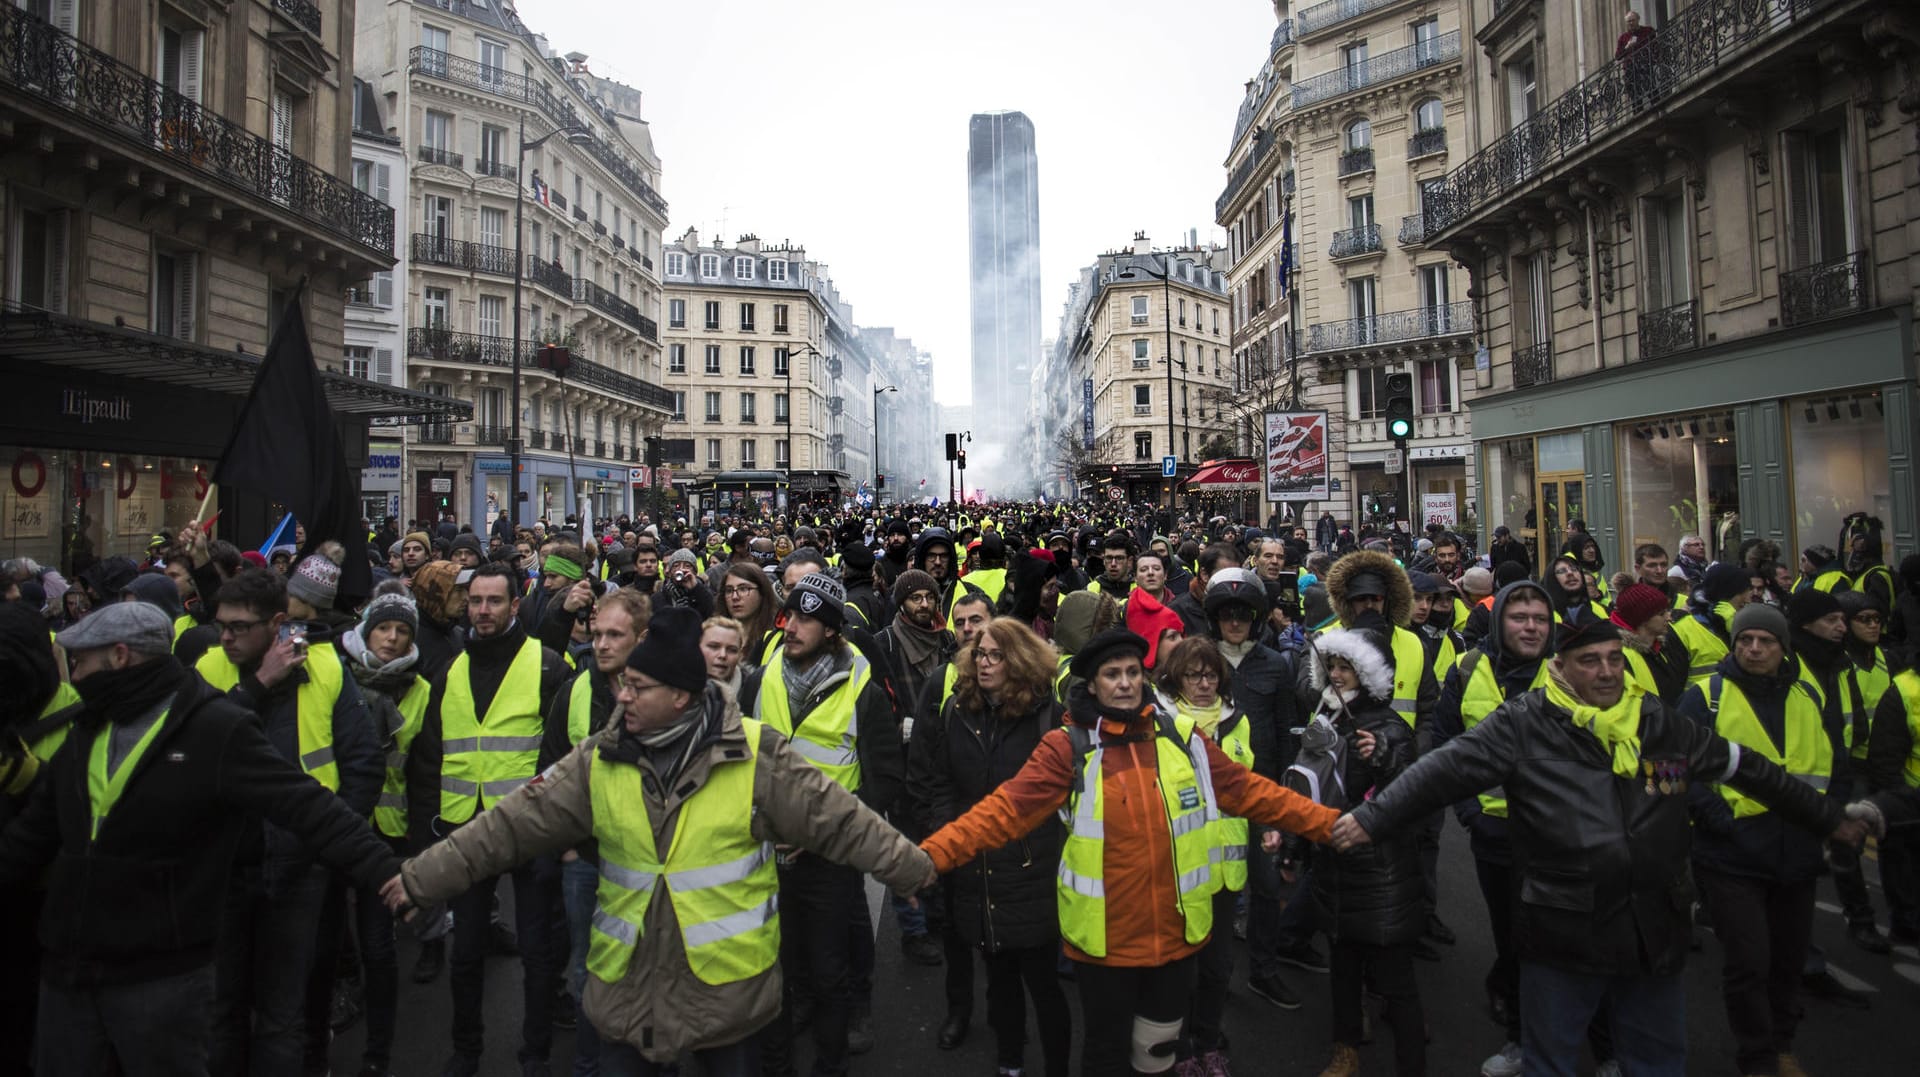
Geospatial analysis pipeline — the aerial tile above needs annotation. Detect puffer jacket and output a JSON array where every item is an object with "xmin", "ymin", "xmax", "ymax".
[
  {"xmin": 910, "ymin": 691, "xmax": 1065, "ymax": 953},
  {"xmin": 1350, "ymin": 667, "xmax": 1843, "ymax": 977},
  {"xmin": 401, "ymin": 685, "xmax": 934, "ymax": 1063}
]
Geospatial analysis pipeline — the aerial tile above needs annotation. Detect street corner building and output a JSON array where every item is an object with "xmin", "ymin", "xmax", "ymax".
[{"xmin": 0, "ymin": 0, "xmax": 469, "ymax": 573}]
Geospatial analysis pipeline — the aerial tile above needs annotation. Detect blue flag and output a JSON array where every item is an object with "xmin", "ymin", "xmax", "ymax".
[{"xmin": 1278, "ymin": 210, "xmax": 1293, "ymax": 298}]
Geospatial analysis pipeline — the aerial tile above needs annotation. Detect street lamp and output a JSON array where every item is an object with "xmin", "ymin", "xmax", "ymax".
[
  {"xmin": 1118, "ymin": 253, "xmax": 1179, "ymax": 527},
  {"xmin": 510, "ymin": 118, "xmax": 592, "ymax": 528},
  {"xmin": 872, "ymin": 384, "xmax": 896, "ymax": 502},
  {"xmin": 784, "ymin": 342, "xmax": 826, "ymax": 480}
]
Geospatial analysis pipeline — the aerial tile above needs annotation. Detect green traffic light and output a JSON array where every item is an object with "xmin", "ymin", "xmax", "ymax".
[{"xmin": 1389, "ymin": 418, "xmax": 1412, "ymax": 439}]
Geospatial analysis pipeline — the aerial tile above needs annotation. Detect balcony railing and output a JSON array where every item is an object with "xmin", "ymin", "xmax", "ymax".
[
  {"xmin": 1779, "ymin": 253, "xmax": 1867, "ymax": 328},
  {"xmin": 405, "ymin": 328, "xmax": 674, "ymax": 411},
  {"xmin": 1513, "ymin": 342, "xmax": 1554, "ymax": 387},
  {"xmin": 473, "ymin": 158, "xmax": 517, "ymax": 181},
  {"xmin": 273, "ymin": 0, "xmax": 322, "ymax": 35},
  {"xmin": 1338, "ymin": 148, "xmax": 1374, "ymax": 176},
  {"xmin": 1328, "ymin": 223, "xmax": 1383, "ymax": 260},
  {"xmin": 1398, "ymin": 214, "xmax": 1429, "ymax": 246},
  {"xmin": 1216, "ymin": 126, "xmax": 1280, "ymax": 219},
  {"xmin": 407, "ymin": 46, "xmax": 669, "ymax": 220},
  {"xmin": 1271, "ymin": 19, "xmax": 1294, "ymax": 53},
  {"xmin": 411, "ymin": 233, "xmax": 517, "ymax": 275},
  {"xmin": 0, "ymin": 5, "xmax": 393, "ymax": 256},
  {"xmin": 572, "ymin": 205, "xmax": 588, "ymax": 223},
  {"xmin": 1426, "ymin": 0, "xmax": 1836, "ymax": 239},
  {"xmin": 1282, "ymin": 170, "xmax": 1296, "ymax": 196},
  {"xmin": 473, "ymin": 424, "xmax": 509, "ymax": 445},
  {"xmin": 1298, "ymin": 0, "xmax": 1402, "ymax": 36},
  {"xmin": 1307, "ymin": 301, "xmax": 1473, "ymax": 352},
  {"xmin": 1408, "ymin": 127, "xmax": 1447, "ymax": 159},
  {"xmin": 572, "ymin": 279, "xmax": 658, "ymax": 340},
  {"xmin": 527, "ymin": 257, "xmax": 573, "ymax": 295},
  {"xmin": 1292, "ymin": 32, "xmax": 1460, "ymax": 107},
  {"xmin": 418, "ymin": 425, "xmax": 454, "ymax": 444},
  {"xmin": 525, "ymin": 430, "xmax": 545, "ymax": 450},
  {"xmin": 1637, "ymin": 299, "xmax": 1698, "ymax": 360},
  {"xmin": 417, "ymin": 145, "xmax": 463, "ymax": 169}
]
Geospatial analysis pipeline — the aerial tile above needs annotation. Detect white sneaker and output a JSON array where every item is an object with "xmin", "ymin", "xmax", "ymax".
[
  {"xmin": 1594, "ymin": 1063, "xmax": 1623, "ymax": 1077},
  {"xmin": 1480, "ymin": 1042, "xmax": 1523, "ymax": 1077}
]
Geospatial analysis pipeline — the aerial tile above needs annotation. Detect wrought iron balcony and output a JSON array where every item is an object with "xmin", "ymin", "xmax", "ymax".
[
  {"xmin": 612, "ymin": 235, "xmax": 626, "ymax": 250},
  {"xmin": 411, "ymin": 233, "xmax": 517, "ymax": 276},
  {"xmin": 1408, "ymin": 127, "xmax": 1447, "ymax": 159},
  {"xmin": 593, "ymin": 220, "xmax": 607, "ymax": 236},
  {"xmin": 273, "ymin": 0, "xmax": 322, "ymax": 35},
  {"xmin": 1398, "ymin": 215, "xmax": 1429, "ymax": 246},
  {"xmin": 525, "ymin": 429, "xmax": 545, "ymax": 450},
  {"xmin": 1338, "ymin": 148, "xmax": 1374, "ymax": 176},
  {"xmin": 828, "ymin": 434, "xmax": 846, "ymax": 452},
  {"xmin": 1292, "ymin": 32, "xmax": 1460, "ymax": 107},
  {"xmin": 1271, "ymin": 19, "xmax": 1294, "ymax": 53},
  {"xmin": 1328, "ymin": 223, "xmax": 1382, "ymax": 260},
  {"xmin": 572, "ymin": 205, "xmax": 588, "ymax": 223},
  {"xmin": 473, "ymin": 158, "xmax": 517, "ymax": 181},
  {"xmin": 527, "ymin": 257, "xmax": 573, "ymax": 295},
  {"xmin": 572, "ymin": 279, "xmax": 657, "ymax": 340},
  {"xmin": 473, "ymin": 424, "xmax": 509, "ymax": 445},
  {"xmin": 1425, "ymin": 0, "xmax": 1835, "ymax": 241},
  {"xmin": 417, "ymin": 146, "xmax": 462, "ymax": 169},
  {"xmin": 1513, "ymin": 342, "xmax": 1554, "ymax": 387},
  {"xmin": 0, "ymin": 5, "xmax": 393, "ymax": 257},
  {"xmin": 1307, "ymin": 301, "xmax": 1473, "ymax": 353},
  {"xmin": 1779, "ymin": 253, "xmax": 1867, "ymax": 328},
  {"xmin": 418, "ymin": 425, "xmax": 454, "ymax": 444},
  {"xmin": 548, "ymin": 190, "xmax": 568, "ymax": 211},
  {"xmin": 407, "ymin": 46, "xmax": 669, "ymax": 220},
  {"xmin": 828, "ymin": 396, "xmax": 845, "ymax": 416},
  {"xmin": 1282, "ymin": 170, "xmax": 1296, "ymax": 196},
  {"xmin": 596, "ymin": 440, "xmax": 610, "ymax": 458},
  {"xmin": 1216, "ymin": 126, "xmax": 1280, "ymax": 219},
  {"xmin": 405, "ymin": 327, "xmax": 673, "ymax": 411},
  {"xmin": 1297, "ymin": 0, "xmax": 1402, "ymax": 36},
  {"xmin": 1637, "ymin": 299, "xmax": 1698, "ymax": 360}
]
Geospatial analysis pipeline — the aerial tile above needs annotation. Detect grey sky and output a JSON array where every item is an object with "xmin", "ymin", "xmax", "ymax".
[{"xmin": 517, "ymin": 0, "xmax": 1277, "ymax": 403}]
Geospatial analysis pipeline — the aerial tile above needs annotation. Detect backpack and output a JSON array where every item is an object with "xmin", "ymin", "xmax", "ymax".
[{"xmin": 1285, "ymin": 714, "xmax": 1352, "ymax": 811}]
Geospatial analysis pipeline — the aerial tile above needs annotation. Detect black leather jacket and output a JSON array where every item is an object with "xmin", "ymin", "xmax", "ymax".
[{"xmin": 1350, "ymin": 682, "xmax": 1843, "ymax": 977}]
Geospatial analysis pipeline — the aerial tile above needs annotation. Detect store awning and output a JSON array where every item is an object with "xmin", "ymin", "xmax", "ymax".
[
  {"xmin": 1182, "ymin": 460, "xmax": 1262, "ymax": 492},
  {"xmin": 0, "ymin": 302, "xmax": 472, "ymax": 425}
]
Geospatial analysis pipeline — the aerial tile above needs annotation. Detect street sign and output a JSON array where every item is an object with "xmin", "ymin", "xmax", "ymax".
[
  {"xmin": 1161, "ymin": 455, "xmax": 1178, "ymax": 478},
  {"xmin": 429, "ymin": 478, "xmax": 452, "ymax": 493},
  {"xmin": 1106, "ymin": 486, "xmax": 1124, "ymax": 502},
  {"xmin": 1384, "ymin": 450, "xmax": 1404, "ymax": 475}
]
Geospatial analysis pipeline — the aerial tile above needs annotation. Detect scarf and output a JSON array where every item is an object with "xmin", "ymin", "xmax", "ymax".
[
  {"xmin": 636, "ymin": 694, "xmax": 713, "ymax": 789},
  {"xmin": 73, "ymin": 654, "xmax": 187, "ymax": 731},
  {"xmin": 890, "ymin": 613, "xmax": 948, "ymax": 675},
  {"xmin": 781, "ymin": 647, "xmax": 837, "ymax": 708},
  {"xmin": 1175, "ymin": 697, "xmax": 1224, "ymax": 739},
  {"xmin": 1544, "ymin": 669, "xmax": 1643, "ymax": 778},
  {"xmin": 1217, "ymin": 637, "xmax": 1255, "ymax": 669}
]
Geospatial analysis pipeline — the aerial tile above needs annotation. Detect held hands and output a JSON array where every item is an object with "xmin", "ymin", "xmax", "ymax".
[
  {"xmin": 379, "ymin": 874, "xmax": 413, "ymax": 917},
  {"xmin": 1842, "ymin": 799, "xmax": 1887, "ymax": 842},
  {"xmin": 1329, "ymin": 813, "xmax": 1372, "ymax": 853},
  {"xmin": 1260, "ymin": 829, "xmax": 1283, "ymax": 854}
]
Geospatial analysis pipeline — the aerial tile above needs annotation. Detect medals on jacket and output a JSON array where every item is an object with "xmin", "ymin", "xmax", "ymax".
[{"xmin": 1641, "ymin": 758, "xmax": 1686, "ymax": 796}]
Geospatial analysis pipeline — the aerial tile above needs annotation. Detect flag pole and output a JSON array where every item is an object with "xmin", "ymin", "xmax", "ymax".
[{"xmin": 192, "ymin": 481, "xmax": 217, "ymax": 529}]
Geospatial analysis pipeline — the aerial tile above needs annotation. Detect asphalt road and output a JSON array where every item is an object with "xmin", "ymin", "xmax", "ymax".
[{"xmin": 335, "ymin": 825, "xmax": 1920, "ymax": 1075}]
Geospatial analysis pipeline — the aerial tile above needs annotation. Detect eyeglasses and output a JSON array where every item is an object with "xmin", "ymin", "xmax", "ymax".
[
  {"xmin": 723, "ymin": 585, "xmax": 759, "ymax": 597},
  {"xmin": 214, "ymin": 619, "xmax": 265, "ymax": 636},
  {"xmin": 974, "ymin": 649, "xmax": 1006, "ymax": 666},
  {"xmin": 1854, "ymin": 614, "xmax": 1884, "ymax": 625},
  {"xmin": 1181, "ymin": 670, "xmax": 1220, "ymax": 683}
]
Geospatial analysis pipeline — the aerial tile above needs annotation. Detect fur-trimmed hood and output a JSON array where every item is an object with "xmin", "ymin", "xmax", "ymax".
[
  {"xmin": 1305, "ymin": 626, "xmax": 1397, "ymax": 703},
  {"xmin": 1325, "ymin": 549, "xmax": 1414, "ymax": 628}
]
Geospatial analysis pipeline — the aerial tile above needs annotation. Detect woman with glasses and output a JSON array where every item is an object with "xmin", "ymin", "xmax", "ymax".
[
  {"xmin": 908, "ymin": 617, "xmax": 1070, "ymax": 1077},
  {"xmin": 721, "ymin": 563, "xmax": 779, "ymax": 659}
]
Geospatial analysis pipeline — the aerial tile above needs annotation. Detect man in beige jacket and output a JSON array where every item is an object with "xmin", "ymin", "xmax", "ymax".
[{"xmin": 383, "ymin": 606, "xmax": 936, "ymax": 1075}]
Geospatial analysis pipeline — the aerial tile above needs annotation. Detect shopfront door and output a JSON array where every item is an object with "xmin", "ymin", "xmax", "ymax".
[
  {"xmin": 415, "ymin": 471, "xmax": 454, "ymax": 528},
  {"xmin": 1537, "ymin": 471, "xmax": 1584, "ymax": 568}
]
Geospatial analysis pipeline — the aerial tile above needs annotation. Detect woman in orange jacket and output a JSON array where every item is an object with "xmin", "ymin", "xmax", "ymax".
[{"xmin": 921, "ymin": 628, "xmax": 1341, "ymax": 1076}]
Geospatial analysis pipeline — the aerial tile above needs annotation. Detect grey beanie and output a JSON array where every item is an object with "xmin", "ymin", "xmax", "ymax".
[
  {"xmin": 361, "ymin": 591, "xmax": 419, "ymax": 638},
  {"xmin": 1730, "ymin": 602, "xmax": 1790, "ymax": 646},
  {"xmin": 287, "ymin": 553, "xmax": 341, "ymax": 610}
]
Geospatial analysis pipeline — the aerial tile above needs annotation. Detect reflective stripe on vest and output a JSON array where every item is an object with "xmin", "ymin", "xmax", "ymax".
[
  {"xmin": 373, "ymin": 675, "xmax": 432, "ymax": 839},
  {"xmin": 1893, "ymin": 670, "xmax": 1920, "ymax": 789},
  {"xmin": 1708, "ymin": 673, "xmax": 1831, "ymax": 819},
  {"xmin": 439, "ymin": 638, "xmax": 545, "ymax": 822},
  {"xmin": 586, "ymin": 718, "xmax": 779, "ymax": 986},
  {"xmin": 754, "ymin": 651, "xmax": 871, "ymax": 792},
  {"xmin": 1458, "ymin": 651, "xmax": 1549, "ymax": 819},
  {"xmin": 1202, "ymin": 707, "xmax": 1255, "ymax": 893},
  {"xmin": 1388, "ymin": 626, "xmax": 1426, "ymax": 727},
  {"xmin": 1057, "ymin": 713, "xmax": 1218, "ymax": 959},
  {"xmin": 1846, "ymin": 650, "xmax": 1890, "ymax": 760},
  {"xmin": 196, "ymin": 642, "xmax": 345, "ymax": 791}
]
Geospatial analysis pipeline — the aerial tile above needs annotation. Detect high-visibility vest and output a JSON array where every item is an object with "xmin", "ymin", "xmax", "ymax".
[
  {"xmin": 1387, "ymin": 626, "xmax": 1427, "ymax": 727},
  {"xmin": 197, "ymin": 642, "xmax": 345, "ymax": 791},
  {"xmin": 1053, "ymin": 654, "xmax": 1072, "ymax": 698},
  {"xmin": 565, "ymin": 668, "xmax": 603, "ymax": 745},
  {"xmin": 1793, "ymin": 568, "xmax": 1850, "ymax": 594},
  {"xmin": 585, "ymin": 718, "xmax": 779, "ymax": 987},
  {"xmin": 1889, "ymin": 670, "xmax": 1920, "ymax": 788},
  {"xmin": 948, "ymin": 567, "xmax": 1008, "ymax": 617},
  {"xmin": 1846, "ymin": 649, "xmax": 1890, "ymax": 760},
  {"xmin": 1854, "ymin": 564, "xmax": 1895, "ymax": 600},
  {"xmin": 438, "ymin": 638, "xmax": 545, "ymax": 822},
  {"xmin": 1176, "ymin": 702, "xmax": 1253, "ymax": 893},
  {"xmin": 171, "ymin": 613, "xmax": 195, "ymax": 644},
  {"xmin": 753, "ymin": 650, "xmax": 872, "ymax": 792},
  {"xmin": 1707, "ymin": 673, "xmax": 1830, "ymax": 819},
  {"xmin": 29, "ymin": 682, "xmax": 81, "ymax": 759},
  {"xmin": 373, "ymin": 676, "xmax": 432, "ymax": 839},
  {"xmin": 1672, "ymin": 605, "xmax": 1735, "ymax": 685},
  {"xmin": 1425, "ymin": 630, "xmax": 1457, "ymax": 684},
  {"xmin": 1057, "ymin": 712, "xmax": 1219, "ymax": 958},
  {"xmin": 1457, "ymin": 651, "xmax": 1548, "ymax": 818}
]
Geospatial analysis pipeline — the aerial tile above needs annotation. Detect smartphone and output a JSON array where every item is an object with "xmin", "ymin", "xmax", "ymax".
[{"xmin": 278, "ymin": 622, "xmax": 308, "ymax": 650}]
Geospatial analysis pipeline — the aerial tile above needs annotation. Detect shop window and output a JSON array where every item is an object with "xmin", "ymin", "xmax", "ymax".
[
  {"xmin": 1617, "ymin": 411, "xmax": 1740, "ymax": 564},
  {"xmin": 2, "ymin": 448, "xmax": 213, "ymax": 571},
  {"xmin": 1789, "ymin": 392, "xmax": 1889, "ymax": 559}
]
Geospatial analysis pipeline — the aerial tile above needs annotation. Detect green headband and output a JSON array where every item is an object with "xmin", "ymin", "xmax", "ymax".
[{"xmin": 542, "ymin": 554, "xmax": 584, "ymax": 581}]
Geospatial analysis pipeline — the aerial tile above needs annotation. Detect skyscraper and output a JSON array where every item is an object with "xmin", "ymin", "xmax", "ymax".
[{"xmin": 967, "ymin": 111, "xmax": 1040, "ymax": 444}]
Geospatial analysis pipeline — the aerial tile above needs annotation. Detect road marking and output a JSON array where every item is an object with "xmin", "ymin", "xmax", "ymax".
[
  {"xmin": 1824, "ymin": 963, "xmax": 1879, "ymax": 994},
  {"xmin": 1893, "ymin": 944, "xmax": 1920, "ymax": 961},
  {"xmin": 1896, "ymin": 963, "xmax": 1920, "ymax": 987},
  {"xmin": 1817, "ymin": 901, "xmax": 1843, "ymax": 916}
]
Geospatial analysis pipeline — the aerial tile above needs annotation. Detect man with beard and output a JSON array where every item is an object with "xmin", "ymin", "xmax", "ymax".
[
  {"xmin": 912, "ymin": 528, "xmax": 961, "ymax": 613},
  {"xmin": 875, "ymin": 519, "xmax": 913, "ymax": 590},
  {"xmin": 1088, "ymin": 532, "xmax": 1136, "ymax": 603},
  {"xmin": 398, "ymin": 532, "xmax": 433, "ymax": 578}
]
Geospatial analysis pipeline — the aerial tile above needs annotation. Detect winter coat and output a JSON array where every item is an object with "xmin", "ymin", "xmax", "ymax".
[
  {"xmin": 1352, "ymin": 667, "xmax": 1842, "ymax": 977},
  {"xmin": 910, "ymin": 691, "xmax": 1065, "ymax": 952},
  {"xmin": 739, "ymin": 646, "xmax": 906, "ymax": 816},
  {"xmin": 400, "ymin": 686, "xmax": 932, "ymax": 1063},
  {"xmin": 0, "ymin": 665, "xmax": 401, "ymax": 987},
  {"xmin": 1221, "ymin": 641, "xmax": 1295, "ymax": 777}
]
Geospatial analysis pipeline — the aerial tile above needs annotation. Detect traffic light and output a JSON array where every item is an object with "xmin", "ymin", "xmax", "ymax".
[
  {"xmin": 644, "ymin": 436, "xmax": 662, "ymax": 469},
  {"xmin": 945, "ymin": 433, "xmax": 959, "ymax": 461},
  {"xmin": 1385, "ymin": 371, "xmax": 1414, "ymax": 451},
  {"xmin": 956, "ymin": 449, "xmax": 967, "ymax": 471},
  {"xmin": 875, "ymin": 473, "xmax": 885, "ymax": 490}
]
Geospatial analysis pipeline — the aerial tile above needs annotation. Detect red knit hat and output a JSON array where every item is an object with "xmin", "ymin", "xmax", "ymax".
[
  {"xmin": 1613, "ymin": 583, "xmax": 1670, "ymax": 629},
  {"xmin": 1124, "ymin": 587, "xmax": 1186, "ymax": 668}
]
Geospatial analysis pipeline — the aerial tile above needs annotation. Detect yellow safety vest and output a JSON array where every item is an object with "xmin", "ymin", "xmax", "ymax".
[
  {"xmin": 1708, "ymin": 673, "xmax": 1830, "ymax": 819},
  {"xmin": 438, "ymin": 638, "xmax": 545, "ymax": 822},
  {"xmin": 949, "ymin": 568, "xmax": 1009, "ymax": 617},
  {"xmin": 1845, "ymin": 650, "xmax": 1890, "ymax": 760},
  {"xmin": 566, "ymin": 668, "xmax": 602, "ymax": 746},
  {"xmin": 1854, "ymin": 564, "xmax": 1895, "ymax": 599},
  {"xmin": 30, "ymin": 682, "xmax": 82, "ymax": 760},
  {"xmin": 1387, "ymin": 626, "xmax": 1427, "ymax": 727},
  {"xmin": 1671, "ymin": 604, "xmax": 1735, "ymax": 686},
  {"xmin": 373, "ymin": 676, "xmax": 432, "ymax": 839},
  {"xmin": 196, "ymin": 643, "xmax": 345, "ymax": 791},
  {"xmin": 753, "ymin": 651, "xmax": 871, "ymax": 792},
  {"xmin": 86, "ymin": 706, "xmax": 170, "ymax": 840},
  {"xmin": 1053, "ymin": 654, "xmax": 1073, "ymax": 699},
  {"xmin": 1889, "ymin": 670, "xmax": 1920, "ymax": 788},
  {"xmin": 1177, "ymin": 701, "xmax": 1254, "ymax": 893},
  {"xmin": 1057, "ymin": 712, "xmax": 1219, "ymax": 958},
  {"xmin": 171, "ymin": 613, "xmax": 195, "ymax": 644},
  {"xmin": 586, "ymin": 718, "xmax": 779, "ymax": 986},
  {"xmin": 1458, "ymin": 651, "xmax": 1549, "ymax": 818}
]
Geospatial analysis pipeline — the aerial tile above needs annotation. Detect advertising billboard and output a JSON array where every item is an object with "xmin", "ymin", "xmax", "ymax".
[{"xmin": 1264, "ymin": 410, "xmax": 1329, "ymax": 501}]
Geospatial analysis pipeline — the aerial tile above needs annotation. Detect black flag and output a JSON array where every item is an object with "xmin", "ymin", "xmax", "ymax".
[{"xmin": 214, "ymin": 286, "xmax": 371, "ymax": 606}]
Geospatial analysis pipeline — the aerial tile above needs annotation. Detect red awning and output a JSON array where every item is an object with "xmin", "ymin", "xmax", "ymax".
[{"xmin": 1183, "ymin": 460, "xmax": 1262, "ymax": 491}]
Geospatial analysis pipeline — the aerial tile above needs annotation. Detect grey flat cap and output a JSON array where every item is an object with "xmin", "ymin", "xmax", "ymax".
[{"xmin": 56, "ymin": 600, "xmax": 174, "ymax": 655}]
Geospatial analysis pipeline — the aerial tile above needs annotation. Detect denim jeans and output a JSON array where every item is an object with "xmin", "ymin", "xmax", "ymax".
[
  {"xmin": 758, "ymin": 855, "xmax": 861, "ymax": 1077},
  {"xmin": 210, "ymin": 862, "xmax": 330, "ymax": 1077},
  {"xmin": 1518, "ymin": 962, "xmax": 1686, "ymax": 1077},
  {"xmin": 891, "ymin": 890, "xmax": 926, "ymax": 937},
  {"xmin": 37, "ymin": 966, "xmax": 215, "ymax": 1077},
  {"xmin": 448, "ymin": 857, "xmax": 558, "ymax": 1064},
  {"xmin": 601, "ymin": 1036, "xmax": 760, "ymax": 1076},
  {"xmin": 562, "ymin": 856, "xmax": 604, "ymax": 1074}
]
